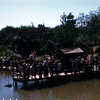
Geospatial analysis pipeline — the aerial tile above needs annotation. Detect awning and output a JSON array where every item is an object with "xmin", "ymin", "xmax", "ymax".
[{"xmin": 60, "ymin": 47, "xmax": 84, "ymax": 54}]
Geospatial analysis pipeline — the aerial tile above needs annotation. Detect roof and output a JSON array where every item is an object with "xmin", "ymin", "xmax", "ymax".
[{"xmin": 60, "ymin": 47, "xmax": 84, "ymax": 54}]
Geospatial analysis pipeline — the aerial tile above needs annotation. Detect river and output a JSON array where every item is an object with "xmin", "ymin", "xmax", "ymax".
[{"xmin": 0, "ymin": 70, "xmax": 100, "ymax": 100}]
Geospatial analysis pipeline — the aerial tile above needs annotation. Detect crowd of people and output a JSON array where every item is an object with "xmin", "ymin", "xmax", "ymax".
[
  {"xmin": 65, "ymin": 55, "xmax": 99, "ymax": 74},
  {"xmin": 16, "ymin": 58, "xmax": 62, "ymax": 79},
  {"xmin": 0, "ymin": 51, "xmax": 100, "ymax": 79},
  {"xmin": 15, "ymin": 55, "xmax": 99, "ymax": 79},
  {"xmin": 0, "ymin": 50, "xmax": 63, "ymax": 79}
]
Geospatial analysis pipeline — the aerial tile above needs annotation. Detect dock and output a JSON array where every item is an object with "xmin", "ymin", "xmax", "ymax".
[
  {"xmin": 12, "ymin": 64, "xmax": 100, "ymax": 88},
  {"xmin": 1, "ymin": 62, "xmax": 100, "ymax": 88}
]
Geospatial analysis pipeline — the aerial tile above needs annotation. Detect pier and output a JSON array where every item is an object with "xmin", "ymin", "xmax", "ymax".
[
  {"xmin": 1, "ymin": 54, "xmax": 100, "ymax": 88},
  {"xmin": 12, "ymin": 64, "xmax": 100, "ymax": 88}
]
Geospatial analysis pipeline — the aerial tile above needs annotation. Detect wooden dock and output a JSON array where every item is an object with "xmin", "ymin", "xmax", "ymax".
[
  {"xmin": 1, "ymin": 63, "xmax": 100, "ymax": 88},
  {"xmin": 12, "ymin": 64, "xmax": 100, "ymax": 88}
]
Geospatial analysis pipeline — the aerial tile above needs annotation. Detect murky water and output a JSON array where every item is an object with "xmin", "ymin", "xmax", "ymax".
[{"xmin": 1, "ymin": 70, "xmax": 100, "ymax": 100}]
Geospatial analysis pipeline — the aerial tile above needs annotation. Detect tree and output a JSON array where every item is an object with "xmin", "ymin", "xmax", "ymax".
[
  {"xmin": 58, "ymin": 12, "xmax": 76, "ymax": 48},
  {"xmin": 60, "ymin": 12, "xmax": 67, "ymax": 25},
  {"xmin": 0, "ymin": 29, "xmax": 8, "ymax": 45},
  {"xmin": 39, "ymin": 40, "xmax": 55, "ymax": 56}
]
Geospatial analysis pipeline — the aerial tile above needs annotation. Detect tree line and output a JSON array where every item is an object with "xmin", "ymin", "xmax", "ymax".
[{"xmin": 0, "ymin": 7, "xmax": 100, "ymax": 57}]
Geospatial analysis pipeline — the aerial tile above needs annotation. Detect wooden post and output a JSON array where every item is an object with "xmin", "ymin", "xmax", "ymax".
[
  {"xmin": 15, "ymin": 80, "xmax": 17, "ymax": 88},
  {"xmin": 24, "ymin": 82, "xmax": 26, "ymax": 86},
  {"xmin": 35, "ymin": 77, "xmax": 36, "ymax": 84},
  {"xmin": 23, "ymin": 71, "xmax": 27, "ymax": 86},
  {"xmin": 37, "ymin": 79, "xmax": 39, "ymax": 86}
]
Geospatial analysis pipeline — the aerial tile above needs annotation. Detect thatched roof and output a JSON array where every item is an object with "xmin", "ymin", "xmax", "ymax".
[{"xmin": 60, "ymin": 47, "xmax": 84, "ymax": 54}]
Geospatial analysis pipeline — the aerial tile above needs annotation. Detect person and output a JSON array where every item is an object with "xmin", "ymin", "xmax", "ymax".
[
  {"xmin": 38, "ymin": 60, "xmax": 43, "ymax": 79},
  {"xmin": 32, "ymin": 61, "xmax": 37, "ymax": 78},
  {"xmin": 6, "ymin": 56, "xmax": 10, "ymax": 67},
  {"xmin": 58, "ymin": 60, "xmax": 62, "ymax": 71},
  {"xmin": 26, "ymin": 60, "xmax": 30, "ymax": 79},
  {"xmin": 22, "ymin": 62, "xmax": 27, "ymax": 80},
  {"xmin": 48, "ymin": 58, "xmax": 54, "ymax": 77},
  {"xmin": 82, "ymin": 58, "xmax": 87, "ymax": 71},
  {"xmin": 43, "ymin": 59, "xmax": 49, "ymax": 77},
  {"xmin": 53, "ymin": 61, "xmax": 58, "ymax": 76},
  {"xmin": 15, "ymin": 60, "xmax": 19, "ymax": 71},
  {"xmin": 89, "ymin": 56, "xmax": 94, "ymax": 71},
  {"xmin": 29, "ymin": 54, "xmax": 32, "ymax": 64},
  {"xmin": 87, "ymin": 56, "xmax": 94, "ymax": 72},
  {"xmin": 72, "ymin": 58, "xmax": 76, "ymax": 73},
  {"xmin": 77, "ymin": 58, "xmax": 82, "ymax": 72},
  {"xmin": 0, "ymin": 57, "xmax": 2, "ymax": 69},
  {"xmin": 69, "ymin": 57, "xmax": 73, "ymax": 66},
  {"xmin": 95, "ymin": 56, "xmax": 98, "ymax": 71},
  {"xmin": 22, "ymin": 62, "xmax": 26, "ymax": 70},
  {"xmin": 18, "ymin": 64, "xmax": 22, "ymax": 75},
  {"xmin": 32, "ymin": 50, "xmax": 36, "ymax": 60},
  {"xmin": 75, "ymin": 58, "xmax": 78, "ymax": 70}
]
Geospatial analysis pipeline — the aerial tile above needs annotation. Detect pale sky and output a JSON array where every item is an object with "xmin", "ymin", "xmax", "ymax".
[{"xmin": 0, "ymin": 0, "xmax": 100, "ymax": 30}]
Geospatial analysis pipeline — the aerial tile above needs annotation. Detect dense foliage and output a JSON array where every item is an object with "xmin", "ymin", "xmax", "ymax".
[{"xmin": 0, "ymin": 7, "xmax": 100, "ymax": 57}]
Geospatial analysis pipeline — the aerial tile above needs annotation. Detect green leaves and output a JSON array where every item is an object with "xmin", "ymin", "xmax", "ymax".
[{"xmin": 0, "ymin": 6, "xmax": 100, "ymax": 57}]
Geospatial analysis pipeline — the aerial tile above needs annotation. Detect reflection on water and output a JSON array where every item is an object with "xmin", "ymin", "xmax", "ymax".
[{"xmin": 1, "ymin": 70, "xmax": 100, "ymax": 100}]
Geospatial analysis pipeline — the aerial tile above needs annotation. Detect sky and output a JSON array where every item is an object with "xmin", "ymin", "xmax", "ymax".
[{"xmin": 0, "ymin": 0, "xmax": 100, "ymax": 30}]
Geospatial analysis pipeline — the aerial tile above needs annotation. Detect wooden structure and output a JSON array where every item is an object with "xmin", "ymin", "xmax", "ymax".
[
  {"xmin": 56, "ymin": 47, "xmax": 84, "ymax": 66},
  {"xmin": 12, "ymin": 64, "xmax": 100, "ymax": 88},
  {"xmin": 1, "ymin": 62, "xmax": 100, "ymax": 88}
]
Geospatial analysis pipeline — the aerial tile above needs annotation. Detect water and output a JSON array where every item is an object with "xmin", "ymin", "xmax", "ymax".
[{"xmin": 1, "ymin": 70, "xmax": 100, "ymax": 100}]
